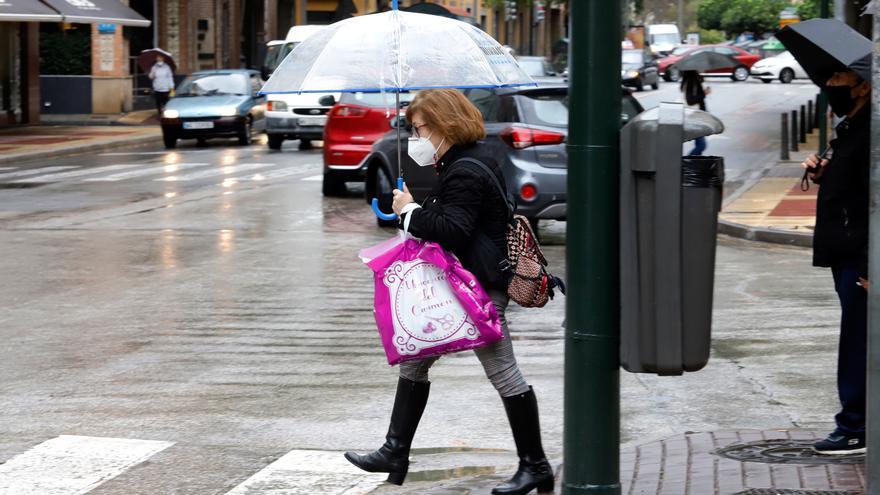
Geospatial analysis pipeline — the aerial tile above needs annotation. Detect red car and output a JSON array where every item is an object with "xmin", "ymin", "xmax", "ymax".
[
  {"xmin": 658, "ymin": 44, "xmax": 760, "ymax": 82},
  {"xmin": 321, "ymin": 92, "xmax": 416, "ymax": 196}
]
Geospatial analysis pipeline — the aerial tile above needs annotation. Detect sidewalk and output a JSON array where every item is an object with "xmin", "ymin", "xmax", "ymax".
[
  {"xmin": 375, "ymin": 429, "xmax": 865, "ymax": 494},
  {"xmin": 0, "ymin": 110, "xmax": 161, "ymax": 165},
  {"xmin": 719, "ymin": 137, "xmax": 821, "ymax": 248}
]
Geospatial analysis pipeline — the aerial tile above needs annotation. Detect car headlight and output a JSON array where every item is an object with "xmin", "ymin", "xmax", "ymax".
[
  {"xmin": 625, "ymin": 70, "xmax": 640, "ymax": 78},
  {"xmin": 268, "ymin": 100, "xmax": 288, "ymax": 112},
  {"xmin": 162, "ymin": 109, "xmax": 179, "ymax": 119},
  {"xmin": 220, "ymin": 107, "xmax": 239, "ymax": 117}
]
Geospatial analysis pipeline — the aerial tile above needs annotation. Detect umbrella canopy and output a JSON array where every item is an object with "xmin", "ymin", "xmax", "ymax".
[
  {"xmin": 675, "ymin": 50, "xmax": 738, "ymax": 72},
  {"xmin": 260, "ymin": 9, "xmax": 535, "ymax": 94},
  {"xmin": 138, "ymin": 48, "xmax": 177, "ymax": 75},
  {"xmin": 776, "ymin": 18, "xmax": 871, "ymax": 85}
]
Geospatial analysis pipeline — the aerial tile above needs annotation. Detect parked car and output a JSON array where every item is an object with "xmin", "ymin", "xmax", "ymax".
[
  {"xmin": 659, "ymin": 44, "xmax": 760, "ymax": 82},
  {"xmin": 749, "ymin": 51, "xmax": 808, "ymax": 84},
  {"xmin": 515, "ymin": 56, "xmax": 564, "ymax": 84},
  {"xmin": 362, "ymin": 86, "xmax": 645, "ymax": 227},
  {"xmin": 321, "ymin": 91, "xmax": 417, "ymax": 196},
  {"xmin": 621, "ymin": 49, "xmax": 660, "ymax": 91},
  {"xmin": 160, "ymin": 70, "xmax": 266, "ymax": 149}
]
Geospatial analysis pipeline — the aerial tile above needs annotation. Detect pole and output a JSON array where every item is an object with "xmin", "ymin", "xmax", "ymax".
[
  {"xmin": 808, "ymin": 99, "xmax": 814, "ymax": 133},
  {"xmin": 564, "ymin": 0, "xmax": 620, "ymax": 493},
  {"xmin": 800, "ymin": 104, "xmax": 807, "ymax": 143},
  {"xmin": 677, "ymin": 0, "xmax": 684, "ymax": 37},
  {"xmin": 791, "ymin": 110, "xmax": 799, "ymax": 152},
  {"xmin": 867, "ymin": 6, "xmax": 880, "ymax": 491},
  {"xmin": 818, "ymin": 0, "xmax": 830, "ymax": 153},
  {"xmin": 781, "ymin": 113, "xmax": 790, "ymax": 161}
]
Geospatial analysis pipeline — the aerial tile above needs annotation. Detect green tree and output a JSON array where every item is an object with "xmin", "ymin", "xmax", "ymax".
[
  {"xmin": 697, "ymin": 0, "xmax": 730, "ymax": 30},
  {"xmin": 719, "ymin": 0, "xmax": 787, "ymax": 35},
  {"xmin": 796, "ymin": 0, "xmax": 820, "ymax": 20}
]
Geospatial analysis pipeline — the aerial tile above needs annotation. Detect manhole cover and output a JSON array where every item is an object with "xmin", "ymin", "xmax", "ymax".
[
  {"xmin": 734, "ymin": 490, "xmax": 860, "ymax": 495},
  {"xmin": 714, "ymin": 439, "xmax": 865, "ymax": 465}
]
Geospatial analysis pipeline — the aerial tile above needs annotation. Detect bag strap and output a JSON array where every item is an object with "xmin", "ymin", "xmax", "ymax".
[{"xmin": 454, "ymin": 157, "xmax": 516, "ymax": 218}]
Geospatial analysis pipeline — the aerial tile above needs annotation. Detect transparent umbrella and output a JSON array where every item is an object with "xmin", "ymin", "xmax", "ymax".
[{"xmin": 260, "ymin": 1, "xmax": 535, "ymax": 220}]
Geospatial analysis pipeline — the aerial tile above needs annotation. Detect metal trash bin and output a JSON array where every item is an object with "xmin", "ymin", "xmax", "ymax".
[{"xmin": 620, "ymin": 102, "xmax": 725, "ymax": 376}]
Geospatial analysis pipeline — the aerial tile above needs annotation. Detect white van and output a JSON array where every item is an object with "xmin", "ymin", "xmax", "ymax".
[
  {"xmin": 263, "ymin": 25, "xmax": 339, "ymax": 151},
  {"xmin": 647, "ymin": 24, "xmax": 681, "ymax": 56}
]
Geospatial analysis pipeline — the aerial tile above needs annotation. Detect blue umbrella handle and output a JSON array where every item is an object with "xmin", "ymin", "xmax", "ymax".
[
  {"xmin": 392, "ymin": 0, "xmax": 398, "ymax": 9},
  {"xmin": 371, "ymin": 177, "xmax": 404, "ymax": 221}
]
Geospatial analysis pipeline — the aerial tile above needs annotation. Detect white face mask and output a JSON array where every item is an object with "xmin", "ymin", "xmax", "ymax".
[{"xmin": 407, "ymin": 132, "xmax": 444, "ymax": 167}]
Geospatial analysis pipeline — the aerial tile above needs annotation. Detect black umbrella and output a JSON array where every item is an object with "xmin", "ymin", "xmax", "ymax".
[
  {"xmin": 674, "ymin": 50, "xmax": 738, "ymax": 72},
  {"xmin": 776, "ymin": 18, "xmax": 871, "ymax": 85}
]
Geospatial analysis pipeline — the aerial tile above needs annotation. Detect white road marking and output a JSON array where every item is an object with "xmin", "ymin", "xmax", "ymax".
[
  {"xmin": 301, "ymin": 174, "xmax": 324, "ymax": 182},
  {"xmin": 99, "ymin": 150, "xmax": 211, "ymax": 156},
  {"xmin": 13, "ymin": 164, "xmax": 140, "ymax": 183},
  {"xmin": 156, "ymin": 163, "xmax": 276, "ymax": 182},
  {"xmin": 84, "ymin": 163, "xmax": 211, "ymax": 182},
  {"xmin": 0, "ymin": 435, "xmax": 173, "ymax": 495},
  {"xmin": 0, "ymin": 166, "xmax": 76, "ymax": 180},
  {"xmin": 224, "ymin": 450, "xmax": 386, "ymax": 495},
  {"xmin": 233, "ymin": 167, "xmax": 310, "ymax": 182},
  {"xmin": 0, "ymin": 167, "xmax": 13, "ymax": 171}
]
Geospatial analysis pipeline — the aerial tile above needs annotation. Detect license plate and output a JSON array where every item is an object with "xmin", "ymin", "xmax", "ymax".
[
  {"xmin": 298, "ymin": 116, "xmax": 327, "ymax": 127},
  {"xmin": 183, "ymin": 121, "xmax": 214, "ymax": 130}
]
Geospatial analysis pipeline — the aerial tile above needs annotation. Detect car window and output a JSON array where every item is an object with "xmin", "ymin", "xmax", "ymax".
[
  {"xmin": 622, "ymin": 50, "xmax": 644, "ymax": 65},
  {"xmin": 176, "ymin": 73, "xmax": 249, "ymax": 96},
  {"xmin": 516, "ymin": 58, "xmax": 548, "ymax": 77},
  {"xmin": 714, "ymin": 47, "xmax": 737, "ymax": 56},
  {"xmin": 466, "ymin": 88, "xmax": 501, "ymax": 122},
  {"xmin": 338, "ymin": 91, "xmax": 417, "ymax": 107},
  {"xmin": 671, "ymin": 46, "xmax": 694, "ymax": 56},
  {"xmin": 250, "ymin": 75, "xmax": 262, "ymax": 95},
  {"xmin": 517, "ymin": 93, "xmax": 567, "ymax": 128},
  {"xmin": 622, "ymin": 94, "xmax": 642, "ymax": 122}
]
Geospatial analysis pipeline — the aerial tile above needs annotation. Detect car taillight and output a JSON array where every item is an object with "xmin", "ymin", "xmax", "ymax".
[
  {"xmin": 500, "ymin": 126, "xmax": 565, "ymax": 149},
  {"xmin": 331, "ymin": 105, "xmax": 368, "ymax": 118},
  {"xmin": 520, "ymin": 184, "xmax": 538, "ymax": 201}
]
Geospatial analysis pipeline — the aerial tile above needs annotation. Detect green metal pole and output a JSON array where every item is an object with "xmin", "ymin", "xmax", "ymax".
[
  {"xmin": 868, "ymin": 5, "xmax": 879, "ymax": 492},
  {"xmin": 817, "ymin": 0, "xmax": 830, "ymax": 153},
  {"xmin": 563, "ymin": 0, "xmax": 621, "ymax": 493}
]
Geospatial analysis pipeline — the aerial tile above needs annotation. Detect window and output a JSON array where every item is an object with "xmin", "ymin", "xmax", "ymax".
[
  {"xmin": 176, "ymin": 73, "xmax": 250, "ymax": 97},
  {"xmin": 466, "ymin": 88, "xmax": 501, "ymax": 122},
  {"xmin": 517, "ymin": 93, "xmax": 568, "ymax": 128},
  {"xmin": 714, "ymin": 47, "xmax": 737, "ymax": 56}
]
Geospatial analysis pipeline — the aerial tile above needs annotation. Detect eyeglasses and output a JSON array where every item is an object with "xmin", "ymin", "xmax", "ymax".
[{"xmin": 412, "ymin": 123, "xmax": 429, "ymax": 138}]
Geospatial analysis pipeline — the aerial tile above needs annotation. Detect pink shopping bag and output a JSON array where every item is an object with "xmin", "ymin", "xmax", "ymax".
[{"xmin": 359, "ymin": 234, "xmax": 504, "ymax": 365}]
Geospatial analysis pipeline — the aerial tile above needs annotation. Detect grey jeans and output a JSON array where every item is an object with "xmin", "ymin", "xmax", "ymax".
[{"xmin": 398, "ymin": 289, "xmax": 530, "ymax": 398}]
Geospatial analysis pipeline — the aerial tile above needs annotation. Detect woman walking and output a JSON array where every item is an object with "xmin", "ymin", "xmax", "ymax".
[
  {"xmin": 344, "ymin": 89, "xmax": 554, "ymax": 495},
  {"xmin": 680, "ymin": 69, "xmax": 711, "ymax": 155}
]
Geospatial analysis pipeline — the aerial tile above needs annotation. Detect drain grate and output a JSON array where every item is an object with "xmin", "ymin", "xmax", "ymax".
[
  {"xmin": 734, "ymin": 490, "xmax": 860, "ymax": 495},
  {"xmin": 714, "ymin": 439, "xmax": 865, "ymax": 465}
]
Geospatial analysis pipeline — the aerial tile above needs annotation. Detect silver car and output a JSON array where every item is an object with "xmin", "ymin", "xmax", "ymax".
[{"xmin": 363, "ymin": 86, "xmax": 645, "ymax": 228}]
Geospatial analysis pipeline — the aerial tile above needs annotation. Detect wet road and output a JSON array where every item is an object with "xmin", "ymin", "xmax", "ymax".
[{"xmin": 0, "ymin": 81, "xmax": 843, "ymax": 494}]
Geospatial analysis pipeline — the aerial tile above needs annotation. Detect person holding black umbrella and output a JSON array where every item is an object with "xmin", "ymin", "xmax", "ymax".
[{"xmin": 778, "ymin": 18, "xmax": 872, "ymax": 456}]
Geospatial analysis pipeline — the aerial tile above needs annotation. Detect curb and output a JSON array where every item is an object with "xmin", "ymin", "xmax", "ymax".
[
  {"xmin": 718, "ymin": 219, "xmax": 812, "ymax": 248},
  {"xmin": 0, "ymin": 133, "xmax": 162, "ymax": 166}
]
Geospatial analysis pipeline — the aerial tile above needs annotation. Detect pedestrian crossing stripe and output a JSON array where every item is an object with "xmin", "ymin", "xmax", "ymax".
[
  {"xmin": 223, "ymin": 450, "xmax": 386, "ymax": 495},
  {"xmin": 0, "ymin": 435, "xmax": 173, "ymax": 495},
  {"xmin": 83, "ymin": 163, "xmax": 211, "ymax": 182},
  {"xmin": 0, "ymin": 166, "xmax": 76, "ymax": 180},
  {"xmin": 233, "ymin": 167, "xmax": 312, "ymax": 183},
  {"xmin": 302, "ymin": 174, "xmax": 324, "ymax": 182},
  {"xmin": 157, "ymin": 163, "xmax": 276, "ymax": 182},
  {"xmin": 13, "ymin": 164, "xmax": 140, "ymax": 183}
]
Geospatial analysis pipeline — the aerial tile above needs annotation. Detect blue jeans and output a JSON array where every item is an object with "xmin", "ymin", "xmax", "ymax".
[
  {"xmin": 688, "ymin": 136, "xmax": 706, "ymax": 156},
  {"xmin": 831, "ymin": 265, "xmax": 867, "ymax": 436}
]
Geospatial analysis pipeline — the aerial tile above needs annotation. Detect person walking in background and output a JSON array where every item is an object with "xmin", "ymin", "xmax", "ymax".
[
  {"xmin": 344, "ymin": 89, "xmax": 554, "ymax": 495},
  {"xmin": 802, "ymin": 68, "xmax": 871, "ymax": 455},
  {"xmin": 680, "ymin": 70, "xmax": 710, "ymax": 155},
  {"xmin": 149, "ymin": 54, "xmax": 175, "ymax": 115}
]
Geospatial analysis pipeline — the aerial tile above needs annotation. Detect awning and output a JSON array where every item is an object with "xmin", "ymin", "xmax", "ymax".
[
  {"xmin": 0, "ymin": 0, "xmax": 63, "ymax": 22},
  {"xmin": 39, "ymin": 0, "xmax": 150, "ymax": 27}
]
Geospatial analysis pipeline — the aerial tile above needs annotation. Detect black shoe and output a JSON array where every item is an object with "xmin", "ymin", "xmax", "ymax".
[
  {"xmin": 812, "ymin": 432, "xmax": 866, "ymax": 455},
  {"xmin": 492, "ymin": 387, "xmax": 555, "ymax": 495},
  {"xmin": 344, "ymin": 377, "xmax": 430, "ymax": 485}
]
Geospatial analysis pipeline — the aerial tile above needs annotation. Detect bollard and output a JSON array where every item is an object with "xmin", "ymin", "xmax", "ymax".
[
  {"xmin": 800, "ymin": 104, "xmax": 807, "ymax": 143},
  {"xmin": 791, "ymin": 110, "xmax": 799, "ymax": 152},
  {"xmin": 781, "ymin": 113, "xmax": 790, "ymax": 160},
  {"xmin": 807, "ymin": 100, "xmax": 814, "ymax": 133},
  {"xmin": 814, "ymin": 93, "xmax": 821, "ymax": 129}
]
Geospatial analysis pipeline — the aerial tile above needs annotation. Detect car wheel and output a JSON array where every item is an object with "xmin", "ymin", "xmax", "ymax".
[
  {"xmin": 651, "ymin": 80, "xmax": 659, "ymax": 90},
  {"xmin": 268, "ymin": 134, "xmax": 284, "ymax": 150},
  {"xmin": 238, "ymin": 118, "xmax": 253, "ymax": 146},
  {"xmin": 162, "ymin": 132, "xmax": 177, "ymax": 149},
  {"xmin": 761, "ymin": 78, "xmax": 773, "ymax": 84},
  {"xmin": 299, "ymin": 139, "xmax": 313, "ymax": 151},
  {"xmin": 635, "ymin": 79, "xmax": 644, "ymax": 92},
  {"xmin": 779, "ymin": 68, "xmax": 794, "ymax": 84},
  {"xmin": 322, "ymin": 173, "xmax": 347, "ymax": 197},
  {"xmin": 731, "ymin": 66, "xmax": 749, "ymax": 82},
  {"xmin": 666, "ymin": 66, "xmax": 681, "ymax": 82},
  {"xmin": 374, "ymin": 168, "xmax": 397, "ymax": 228}
]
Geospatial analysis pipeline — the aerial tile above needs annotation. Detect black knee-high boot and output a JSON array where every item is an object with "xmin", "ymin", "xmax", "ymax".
[
  {"xmin": 344, "ymin": 377, "xmax": 430, "ymax": 485},
  {"xmin": 492, "ymin": 387, "xmax": 554, "ymax": 495}
]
